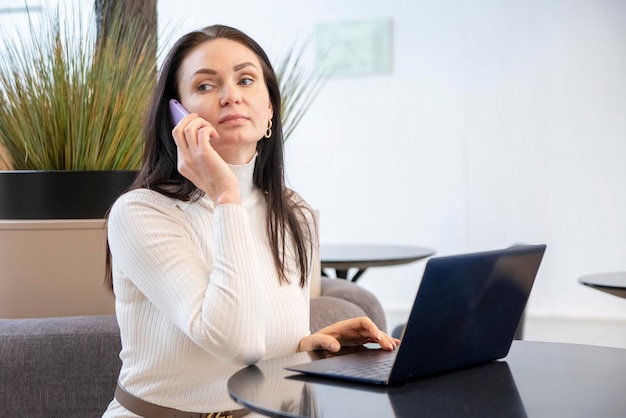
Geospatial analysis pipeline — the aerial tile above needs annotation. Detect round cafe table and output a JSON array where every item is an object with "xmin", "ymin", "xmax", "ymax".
[
  {"xmin": 228, "ymin": 341, "xmax": 626, "ymax": 418},
  {"xmin": 578, "ymin": 272, "xmax": 626, "ymax": 299},
  {"xmin": 320, "ymin": 244, "xmax": 435, "ymax": 282}
]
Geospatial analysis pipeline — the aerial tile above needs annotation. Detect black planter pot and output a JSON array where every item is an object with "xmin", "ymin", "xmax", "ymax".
[{"xmin": 0, "ymin": 170, "xmax": 138, "ymax": 219}]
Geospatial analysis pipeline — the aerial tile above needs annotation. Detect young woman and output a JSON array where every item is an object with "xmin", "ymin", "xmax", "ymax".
[{"xmin": 102, "ymin": 25, "xmax": 398, "ymax": 417}]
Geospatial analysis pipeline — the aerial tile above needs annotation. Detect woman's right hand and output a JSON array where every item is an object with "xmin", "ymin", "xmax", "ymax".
[
  {"xmin": 298, "ymin": 317, "xmax": 399, "ymax": 353},
  {"xmin": 171, "ymin": 114, "xmax": 241, "ymax": 205}
]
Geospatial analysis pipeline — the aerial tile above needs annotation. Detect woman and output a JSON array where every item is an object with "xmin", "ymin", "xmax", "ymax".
[{"xmin": 103, "ymin": 24, "xmax": 398, "ymax": 417}]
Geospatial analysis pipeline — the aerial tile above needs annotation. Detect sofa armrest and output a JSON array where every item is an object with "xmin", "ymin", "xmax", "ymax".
[
  {"xmin": 0, "ymin": 315, "xmax": 121, "ymax": 418},
  {"xmin": 319, "ymin": 277, "xmax": 387, "ymax": 333}
]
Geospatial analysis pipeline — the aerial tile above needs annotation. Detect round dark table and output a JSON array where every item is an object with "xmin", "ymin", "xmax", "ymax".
[
  {"xmin": 320, "ymin": 244, "xmax": 435, "ymax": 282},
  {"xmin": 578, "ymin": 272, "xmax": 626, "ymax": 298},
  {"xmin": 228, "ymin": 341, "xmax": 626, "ymax": 418}
]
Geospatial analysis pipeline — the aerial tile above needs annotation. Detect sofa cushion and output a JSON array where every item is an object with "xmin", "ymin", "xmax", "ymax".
[
  {"xmin": 309, "ymin": 296, "xmax": 367, "ymax": 333},
  {"xmin": 0, "ymin": 315, "xmax": 121, "ymax": 418},
  {"xmin": 320, "ymin": 278, "xmax": 387, "ymax": 332}
]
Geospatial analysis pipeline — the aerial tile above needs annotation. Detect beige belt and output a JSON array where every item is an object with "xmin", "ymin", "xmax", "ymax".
[{"xmin": 115, "ymin": 383, "xmax": 249, "ymax": 418}]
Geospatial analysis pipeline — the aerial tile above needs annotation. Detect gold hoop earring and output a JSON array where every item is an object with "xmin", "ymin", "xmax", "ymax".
[{"xmin": 264, "ymin": 119, "xmax": 272, "ymax": 139}]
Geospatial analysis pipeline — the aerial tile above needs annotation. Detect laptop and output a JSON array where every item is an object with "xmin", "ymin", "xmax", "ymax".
[{"xmin": 286, "ymin": 244, "xmax": 547, "ymax": 386}]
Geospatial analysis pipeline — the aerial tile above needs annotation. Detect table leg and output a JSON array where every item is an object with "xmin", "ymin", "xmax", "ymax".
[
  {"xmin": 321, "ymin": 268, "xmax": 369, "ymax": 282},
  {"xmin": 321, "ymin": 268, "xmax": 367, "ymax": 282},
  {"xmin": 350, "ymin": 269, "xmax": 367, "ymax": 282},
  {"xmin": 335, "ymin": 269, "xmax": 350, "ymax": 280}
]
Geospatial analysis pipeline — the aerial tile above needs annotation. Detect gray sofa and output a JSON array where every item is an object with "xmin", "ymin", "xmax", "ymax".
[{"xmin": 0, "ymin": 277, "xmax": 385, "ymax": 418}]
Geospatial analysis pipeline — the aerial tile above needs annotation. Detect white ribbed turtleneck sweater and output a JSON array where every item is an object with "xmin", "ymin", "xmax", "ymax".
[{"xmin": 103, "ymin": 156, "xmax": 315, "ymax": 417}]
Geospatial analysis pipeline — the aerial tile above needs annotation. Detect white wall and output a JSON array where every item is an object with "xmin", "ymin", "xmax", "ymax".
[{"xmin": 155, "ymin": 0, "xmax": 626, "ymax": 321}]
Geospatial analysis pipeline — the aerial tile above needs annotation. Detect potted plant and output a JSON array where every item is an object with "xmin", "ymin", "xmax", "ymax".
[
  {"xmin": 0, "ymin": 2, "xmax": 157, "ymax": 318},
  {"xmin": 0, "ymin": 2, "xmax": 157, "ymax": 219}
]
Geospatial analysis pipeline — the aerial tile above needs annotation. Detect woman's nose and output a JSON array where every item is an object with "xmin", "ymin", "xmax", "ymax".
[{"xmin": 219, "ymin": 83, "xmax": 241, "ymax": 106}]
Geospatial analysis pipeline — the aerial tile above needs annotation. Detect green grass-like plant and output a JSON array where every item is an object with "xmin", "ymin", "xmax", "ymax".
[
  {"xmin": 275, "ymin": 39, "xmax": 327, "ymax": 142},
  {"xmin": 0, "ymin": 4, "xmax": 157, "ymax": 170}
]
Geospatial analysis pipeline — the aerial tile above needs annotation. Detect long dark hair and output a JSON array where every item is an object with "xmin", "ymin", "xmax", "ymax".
[{"xmin": 105, "ymin": 25, "xmax": 314, "ymax": 291}]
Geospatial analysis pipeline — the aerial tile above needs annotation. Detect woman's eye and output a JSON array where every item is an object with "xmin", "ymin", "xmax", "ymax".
[
  {"xmin": 239, "ymin": 77, "xmax": 254, "ymax": 86},
  {"xmin": 198, "ymin": 83, "xmax": 213, "ymax": 92}
]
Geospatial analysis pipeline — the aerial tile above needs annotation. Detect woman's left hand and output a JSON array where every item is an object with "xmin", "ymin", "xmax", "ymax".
[{"xmin": 298, "ymin": 317, "xmax": 400, "ymax": 353}]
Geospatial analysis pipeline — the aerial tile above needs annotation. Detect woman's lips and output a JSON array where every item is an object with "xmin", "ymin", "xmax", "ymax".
[{"xmin": 219, "ymin": 114, "xmax": 248, "ymax": 124}]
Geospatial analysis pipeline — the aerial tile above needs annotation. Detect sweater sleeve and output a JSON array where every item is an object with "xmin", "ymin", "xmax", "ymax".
[{"xmin": 108, "ymin": 191, "xmax": 266, "ymax": 365}]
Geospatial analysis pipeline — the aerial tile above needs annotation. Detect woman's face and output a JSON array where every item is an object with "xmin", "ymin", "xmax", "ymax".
[{"xmin": 176, "ymin": 38, "xmax": 273, "ymax": 163}]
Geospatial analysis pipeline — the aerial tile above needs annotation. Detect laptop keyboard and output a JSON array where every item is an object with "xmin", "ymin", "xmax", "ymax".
[{"xmin": 324, "ymin": 355, "xmax": 395, "ymax": 380}]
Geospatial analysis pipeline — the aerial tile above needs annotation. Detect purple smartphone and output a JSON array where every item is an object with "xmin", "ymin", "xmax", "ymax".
[{"xmin": 169, "ymin": 99, "xmax": 190, "ymax": 127}]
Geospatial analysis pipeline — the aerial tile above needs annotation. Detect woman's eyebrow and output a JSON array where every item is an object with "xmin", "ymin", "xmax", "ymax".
[
  {"xmin": 233, "ymin": 62, "xmax": 257, "ymax": 71},
  {"xmin": 191, "ymin": 62, "xmax": 257, "ymax": 78},
  {"xmin": 192, "ymin": 68, "xmax": 217, "ymax": 77}
]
